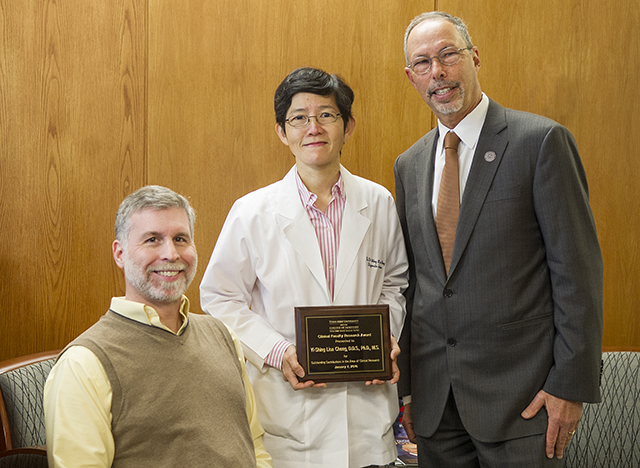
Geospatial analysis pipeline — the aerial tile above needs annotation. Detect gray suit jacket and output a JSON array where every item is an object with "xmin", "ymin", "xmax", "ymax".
[{"xmin": 394, "ymin": 98, "xmax": 603, "ymax": 442}]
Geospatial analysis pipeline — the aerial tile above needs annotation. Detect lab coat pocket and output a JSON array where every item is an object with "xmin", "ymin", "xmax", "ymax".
[{"xmin": 252, "ymin": 370, "xmax": 307, "ymax": 444}]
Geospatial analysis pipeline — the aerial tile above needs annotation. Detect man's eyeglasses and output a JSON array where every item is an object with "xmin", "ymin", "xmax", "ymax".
[
  {"xmin": 285, "ymin": 112, "xmax": 341, "ymax": 128},
  {"xmin": 408, "ymin": 47, "xmax": 472, "ymax": 75}
]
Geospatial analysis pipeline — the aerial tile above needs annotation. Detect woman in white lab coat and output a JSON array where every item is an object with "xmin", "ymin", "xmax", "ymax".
[{"xmin": 200, "ymin": 67, "xmax": 408, "ymax": 468}]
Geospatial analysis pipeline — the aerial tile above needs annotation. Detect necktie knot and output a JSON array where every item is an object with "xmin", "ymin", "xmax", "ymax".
[{"xmin": 444, "ymin": 131, "xmax": 460, "ymax": 151}]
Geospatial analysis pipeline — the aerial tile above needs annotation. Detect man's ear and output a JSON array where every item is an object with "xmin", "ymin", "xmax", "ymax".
[
  {"xmin": 472, "ymin": 46, "xmax": 481, "ymax": 71},
  {"xmin": 113, "ymin": 239, "xmax": 125, "ymax": 269},
  {"xmin": 405, "ymin": 67, "xmax": 419, "ymax": 91}
]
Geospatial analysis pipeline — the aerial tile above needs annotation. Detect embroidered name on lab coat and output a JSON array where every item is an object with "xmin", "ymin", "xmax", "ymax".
[{"xmin": 366, "ymin": 257, "xmax": 385, "ymax": 269}]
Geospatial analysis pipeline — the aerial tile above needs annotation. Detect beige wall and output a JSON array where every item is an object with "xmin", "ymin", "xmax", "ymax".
[
  {"xmin": 446, "ymin": 0, "xmax": 640, "ymax": 350},
  {"xmin": 1, "ymin": 0, "xmax": 638, "ymax": 360},
  {"xmin": 0, "ymin": 0, "xmax": 146, "ymax": 358}
]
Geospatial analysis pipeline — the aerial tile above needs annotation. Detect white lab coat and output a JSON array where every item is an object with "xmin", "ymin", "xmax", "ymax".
[{"xmin": 200, "ymin": 165, "xmax": 409, "ymax": 468}]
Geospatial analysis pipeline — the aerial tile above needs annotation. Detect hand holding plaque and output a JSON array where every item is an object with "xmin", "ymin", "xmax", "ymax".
[
  {"xmin": 295, "ymin": 304, "xmax": 392, "ymax": 383},
  {"xmin": 281, "ymin": 344, "xmax": 327, "ymax": 390}
]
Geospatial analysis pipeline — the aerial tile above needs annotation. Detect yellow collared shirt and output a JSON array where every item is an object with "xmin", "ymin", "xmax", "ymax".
[{"xmin": 44, "ymin": 296, "xmax": 272, "ymax": 468}]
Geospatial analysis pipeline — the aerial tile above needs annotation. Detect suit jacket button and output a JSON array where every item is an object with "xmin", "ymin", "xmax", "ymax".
[
  {"xmin": 447, "ymin": 338, "xmax": 457, "ymax": 347},
  {"xmin": 443, "ymin": 289, "xmax": 453, "ymax": 298}
]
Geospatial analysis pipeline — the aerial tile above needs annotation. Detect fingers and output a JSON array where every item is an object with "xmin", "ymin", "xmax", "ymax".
[
  {"xmin": 389, "ymin": 336, "xmax": 400, "ymax": 384},
  {"xmin": 366, "ymin": 335, "xmax": 400, "ymax": 385},
  {"xmin": 547, "ymin": 423, "xmax": 578, "ymax": 459},
  {"xmin": 366, "ymin": 360, "xmax": 400, "ymax": 386},
  {"xmin": 526, "ymin": 390, "xmax": 583, "ymax": 459},
  {"xmin": 545, "ymin": 420, "xmax": 560, "ymax": 459},
  {"xmin": 557, "ymin": 428, "xmax": 577, "ymax": 458},
  {"xmin": 282, "ymin": 368, "xmax": 315, "ymax": 390},
  {"xmin": 388, "ymin": 357, "xmax": 400, "ymax": 384},
  {"xmin": 549, "ymin": 396, "xmax": 582, "ymax": 459},
  {"xmin": 282, "ymin": 345, "xmax": 305, "ymax": 378},
  {"xmin": 521, "ymin": 389, "xmax": 546, "ymax": 420},
  {"xmin": 281, "ymin": 345, "xmax": 325, "ymax": 390},
  {"xmin": 281, "ymin": 346, "xmax": 311, "ymax": 390},
  {"xmin": 390, "ymin": 335, "xmax": 401, "ymax": 359}
]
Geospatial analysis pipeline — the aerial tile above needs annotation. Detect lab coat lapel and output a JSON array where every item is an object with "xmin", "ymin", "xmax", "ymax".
[
  {"xmin": 334, "ymin": 168, "xmax": 370, "ymax": 300},
  {"xmin": 278, "ymin": 167, "xmax": 330, "ymax": 299}
]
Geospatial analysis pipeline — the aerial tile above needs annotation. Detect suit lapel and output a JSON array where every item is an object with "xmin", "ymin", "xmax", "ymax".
[
  {"xmin": 449, "ymin": 100, "xmax": 508, "ymax": 277},
  {"xmin": 413, "ymin": 131, "xmax": 449, "ymax": 283}
]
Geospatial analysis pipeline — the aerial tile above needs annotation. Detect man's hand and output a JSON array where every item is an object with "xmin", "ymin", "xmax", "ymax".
[
  {"xmin": 366, "ymin": 335, "xmax": 401, "ymax": 386},
  {"xmin": 281, "ymin": 345, "xmax": 326, "ymax": 390},
  {"xmin": 521, "ymin": 390, "xmax": 582, "ymax": 459},
  {"xmin": 401, "ymin": 402, "xmax": 416, "ymax": 443}
]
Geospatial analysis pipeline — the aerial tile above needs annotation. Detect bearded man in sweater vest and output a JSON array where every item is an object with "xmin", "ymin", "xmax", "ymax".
[{"xmin": 44, "ymin": 185, "xmax": 272, "ymax": 468}]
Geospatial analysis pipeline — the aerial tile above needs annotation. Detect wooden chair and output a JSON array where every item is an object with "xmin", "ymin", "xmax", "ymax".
[{"xmin": 0, "ymin": 350, "xmax": 59, "ymax": 466}]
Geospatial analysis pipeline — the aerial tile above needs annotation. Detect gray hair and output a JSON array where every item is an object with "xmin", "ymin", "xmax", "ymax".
[
  {"xmin": 115, "ymin": 185, "xmax": 196, "ymax": 245},
  {"xmin": 404, "ymin": 11, "xmax": 473, "ymax": 65}
]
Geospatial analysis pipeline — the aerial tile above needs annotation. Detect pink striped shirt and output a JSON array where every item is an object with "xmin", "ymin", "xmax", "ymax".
[
  {"xmin": 265, "ymin": 169, "xmax": 346, "ymax": 369},
  {"xmin": 295, "ymin": 169, "xmax": 346, "ymax": 299}
]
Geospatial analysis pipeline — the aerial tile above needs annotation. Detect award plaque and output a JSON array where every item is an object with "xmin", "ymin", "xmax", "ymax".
[{"xmin": 295, "ymin": 304, "xmax": 392, "ymax": 383}]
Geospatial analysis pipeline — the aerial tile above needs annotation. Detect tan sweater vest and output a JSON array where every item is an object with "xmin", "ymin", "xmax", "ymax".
[{"xmin": 64, "ymin": 310, "xmax": 256, "ymax": 468}]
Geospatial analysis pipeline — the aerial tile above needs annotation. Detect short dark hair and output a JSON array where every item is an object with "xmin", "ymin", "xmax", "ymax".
[{"xmin": 274, "ymin": 67, "xmax": 354, "ymax": 132}]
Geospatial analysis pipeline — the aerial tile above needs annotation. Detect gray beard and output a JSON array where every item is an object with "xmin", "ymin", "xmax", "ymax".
[{"xmin": 123, "ymin": 256, "xmax": 197, "ymax": 303}]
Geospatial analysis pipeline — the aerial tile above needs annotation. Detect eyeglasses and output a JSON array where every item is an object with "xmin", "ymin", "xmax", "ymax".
[
  {"xmin": 408, "ymin": 47, "xmax": 472, "ymax": 75},
  {"xmin": 285, "ymin": 112, "xmax": 341, "ymax": 128}
]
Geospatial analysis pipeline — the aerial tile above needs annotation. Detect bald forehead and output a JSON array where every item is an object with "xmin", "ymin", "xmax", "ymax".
[{"xmin": 406, "ymin": 18, "xmax": 465, "ymax": 61}]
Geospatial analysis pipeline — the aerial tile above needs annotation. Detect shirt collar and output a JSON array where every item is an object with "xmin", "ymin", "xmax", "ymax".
[
  {"xmin": 109, "ymin": 295, "xmax": 191, "ymax": 335},
  {"xmin": 437, "ymin": 93, "xmax": 489, "ymax": 151},
  {"xmin": 295, "ymin": 167, "xmax": 345, "ymax": 209}
]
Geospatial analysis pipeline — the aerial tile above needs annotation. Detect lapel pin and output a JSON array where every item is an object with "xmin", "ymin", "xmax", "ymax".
[{"xmin": 484, "ymin": 151, "xmax": 497, "ymax": 162}]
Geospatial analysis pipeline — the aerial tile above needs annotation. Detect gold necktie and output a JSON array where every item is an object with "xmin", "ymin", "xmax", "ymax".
[{"xmin": 436, "ymin": 131, "xmax": 461, "ymax": 275}]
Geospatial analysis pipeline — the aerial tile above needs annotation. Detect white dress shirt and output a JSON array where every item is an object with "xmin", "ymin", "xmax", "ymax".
[{"xmin": 432, "ymin": 93, "xmax": 490, "ymax": 217}]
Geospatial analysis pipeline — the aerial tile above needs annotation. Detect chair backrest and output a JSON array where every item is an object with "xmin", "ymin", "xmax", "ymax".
[
  {"xmin": 0, "ymin": 452, "xmax": 49, "ymax": 468},
  {"xmin": 0, "ymin": 350, "xmax": 59, "ymax": 453},
  {"xmin": 564, "ymin": 351, "xmax": 640, "ymax": 468}
]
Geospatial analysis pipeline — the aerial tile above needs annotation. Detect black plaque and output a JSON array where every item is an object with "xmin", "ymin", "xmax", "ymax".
[{"xmin": 295, "ymin": 304, "xmax": 392, "ymax": 383}]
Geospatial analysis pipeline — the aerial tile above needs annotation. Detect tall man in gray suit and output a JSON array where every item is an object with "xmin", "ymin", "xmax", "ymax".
[{"xmin": 394, "ymin": 11, "xmax": 603, "ymax": 468}]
